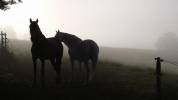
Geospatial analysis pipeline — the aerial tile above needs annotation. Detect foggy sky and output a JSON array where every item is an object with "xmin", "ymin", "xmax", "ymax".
[{"xmin": 0, "ymin": 0, "xmax": 178, "ymax": 49}]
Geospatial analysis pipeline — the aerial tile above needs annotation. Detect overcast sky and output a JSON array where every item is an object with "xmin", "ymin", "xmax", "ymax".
[{"xmin": 0, "ymin": 0, "xmax": 178, "ymax": 49}]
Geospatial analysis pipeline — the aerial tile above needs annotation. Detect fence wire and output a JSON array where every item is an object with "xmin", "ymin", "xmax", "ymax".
[{"xmin": 163, "ymin": 59, "xmax": 178, "ymax": 66}]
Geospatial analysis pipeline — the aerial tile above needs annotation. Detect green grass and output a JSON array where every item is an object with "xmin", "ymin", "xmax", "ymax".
[{"xmin": 0, "ymin": 58, "xmax": 178, "ymax": 100}]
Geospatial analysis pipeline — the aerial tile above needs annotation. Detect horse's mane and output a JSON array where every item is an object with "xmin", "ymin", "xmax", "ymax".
[{"xmin": 61, "ymin": 32, "xmax": 82, "ymax": 46}]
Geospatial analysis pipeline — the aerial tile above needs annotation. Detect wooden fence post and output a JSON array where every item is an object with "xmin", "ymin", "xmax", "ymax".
[
  {"xmin": 4, "ymin": 33, "xmax": 7, "ymax": 48},
  {"xmin": 0, "ymin": 31, "xmax": 4, "ymax": 49},
  {"xmin": 155, "ymin": 57, "xmax": 163, "ymax": 100},
  {"xmin": 0, "ymin": 31, "xmax": 8, "ymax": 49}
]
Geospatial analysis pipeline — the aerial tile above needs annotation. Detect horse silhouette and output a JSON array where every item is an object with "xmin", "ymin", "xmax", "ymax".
[
  {"xmin": 29, "ymin": 19, "xmax": 63, "ymax": 87},
  {"xmin": 55, "ymin": 30, "xmax": 99, "ymax": 84}
]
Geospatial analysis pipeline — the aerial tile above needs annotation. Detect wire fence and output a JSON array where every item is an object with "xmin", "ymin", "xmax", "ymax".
[
  {"xmin": 162, "ymin": 59, "xmax": 178, "ymax": 66},
  {"xmin": 154, "ymin": 57, "xmax": 178, "ymax": 100}
]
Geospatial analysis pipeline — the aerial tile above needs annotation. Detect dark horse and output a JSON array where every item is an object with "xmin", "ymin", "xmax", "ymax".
[
  {"xmin": 29, "ymin": 19, "xmax": 63, "ymax": 87},
  {"xmin": 55, "ymin": 30, "xmax": 99, "ymax": 84}
]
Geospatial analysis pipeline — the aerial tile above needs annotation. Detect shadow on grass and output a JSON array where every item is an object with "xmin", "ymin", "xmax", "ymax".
[{"xmin": 0, "ymin": 59, "xmax": 178, "ymax": 100}]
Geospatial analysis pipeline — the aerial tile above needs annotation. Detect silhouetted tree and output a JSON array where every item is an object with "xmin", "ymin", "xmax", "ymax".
[{"xmin": 0, "ymin": 0, "xmax": 22, "ymax": 10}]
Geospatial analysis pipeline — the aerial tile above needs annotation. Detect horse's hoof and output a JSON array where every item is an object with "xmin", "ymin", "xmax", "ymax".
[
  {"xmin": 56, "ymin": 79, "xmax": 61, "ymax": 84},
  {"xmin": 89, "ymin": 76, "xmax": 93, "ymax": 81},
  {"xmin": 79, "ymin": 80, "xmax": 83, "ymax": 84},
  {"xmin": 55, "ymin": 83, "xmax": 62, "ymax": 88},
  {"xmin": 84, "ymin": 82, "xmax": 89, "ymax": 87},
  {"xmin": 32, "ymin": 83, "xmax": 38, "ymax": 88},
  {"xmin": 81, "ymin": 80, "xmax": 89, "ymax": 86}
]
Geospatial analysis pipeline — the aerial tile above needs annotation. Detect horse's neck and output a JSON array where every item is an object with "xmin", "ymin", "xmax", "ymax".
[
  {"xmin": 31, "ymin": 32, "xmax": 47, "ymax": 44},
  {"xmin": 64, "ymin": 41, "xmax": 80, "ymax": 50},
  {"xmin": 40, "ymin": 34, "xmax": 47, "ymax": 40},
  {"xmin": 62, "ymin": 33, "xmax": 82, "ymax": 49}
]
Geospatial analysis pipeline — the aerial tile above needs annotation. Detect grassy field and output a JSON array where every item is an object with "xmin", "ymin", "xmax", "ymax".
[{"xmin": 0, "ymin": 54, "xmax": 178, "ymax": 100}]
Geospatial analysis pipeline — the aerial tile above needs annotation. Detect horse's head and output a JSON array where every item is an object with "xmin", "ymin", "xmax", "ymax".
[
  {"xmin": 55, "ymin": 30, "xmax": 63, "ymax": 41},
  {"xmin": 29, "ymin": 18, "xmax": 43, "ymax": 43},
  {"xmin": 29, "ymin": 18, "xmax": 39, "ymax": 34}
]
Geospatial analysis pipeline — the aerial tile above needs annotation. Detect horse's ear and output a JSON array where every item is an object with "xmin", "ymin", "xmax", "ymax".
[
  {"xmin": 58, "ymin": 30, "xmax": 60, "ymax": 32},
  {"xmin": 30, "ymin": 18, "xmax": 32, "ymax": 23},
  {"xmin": 36, "ymin": 19, "xmax": 38, "ymax": 23}
]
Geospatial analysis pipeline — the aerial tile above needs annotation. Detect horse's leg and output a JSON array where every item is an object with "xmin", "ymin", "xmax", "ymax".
[
  {"xmin": 41, "ymin": 60, "xmax": 45, "ymax": 88},
  {"xmin": 55, "ymin": 58, "xmax": 62, "ymax": 85},
  {"xmin": 84, "ymin": 61, "xmax": 89, "ymax": 85},
  {"xmin": 50, "ymin": 59, "xmax": 60, "ymax": 85},
  {"xmin": 78, "ymin": 61, "xmax": 82, "ymax": 72},
  {"xmin": 32, "ymin": 58, "xmax": 37, "ymax": 86},
  {"xmin": 91, "ymin": 58, "xmax": 97, "ymax": 80},
  {"xmin": 78, "ymin": 61, "xmax": 82, "ymax": 82},
  {"xmin": 70, "ymin": 59, "xmax": 74, "ymax": 82}
]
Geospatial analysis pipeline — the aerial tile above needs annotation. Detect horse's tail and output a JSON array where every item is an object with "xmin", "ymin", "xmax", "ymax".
[
  {"xmin": 82, "ymin": 39, "xmax": 99, "ymax": 69},
  {"xmin": 58, "ymin": 42, "xmax": 64, "ymax": 60},
  {"xmin": 91, "ymin": 40, "xmax": 99, "ymax": 69},
  {"xmin": 86, "ymin": 40, "xmax": 99, "ymax": 80}
]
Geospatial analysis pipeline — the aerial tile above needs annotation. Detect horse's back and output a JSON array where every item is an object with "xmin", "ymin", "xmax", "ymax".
[
  {"xmin": 31, "ymin": 37, "xmax": 63, "ymax": 59},
  {"xmin": 80, "ymin": 39, "xmax": 99, "ymax": 60},
  {"xmin": 82, "ymin": 39, "xmax": 99, "ymax": 51}
]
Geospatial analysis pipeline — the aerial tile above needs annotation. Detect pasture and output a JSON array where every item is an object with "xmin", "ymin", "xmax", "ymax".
[{"xmin": 0, "ymin": 53, "xmax": 178, "ymax": 100}]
